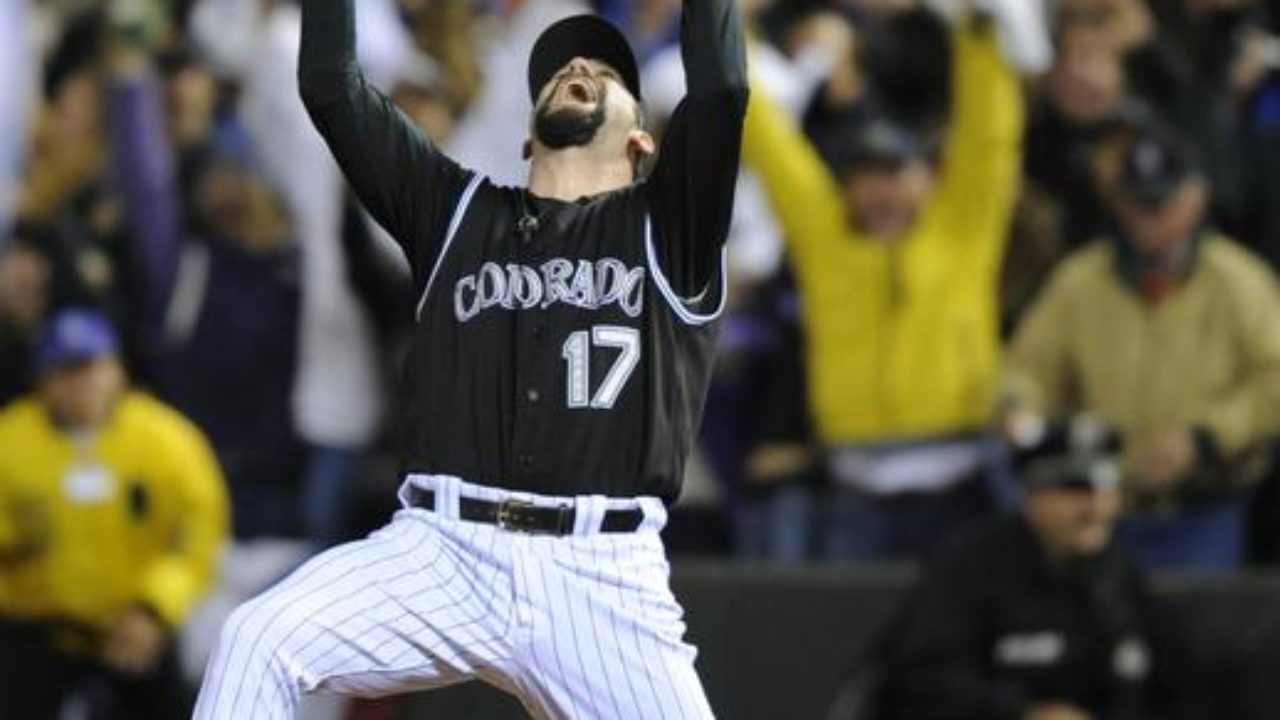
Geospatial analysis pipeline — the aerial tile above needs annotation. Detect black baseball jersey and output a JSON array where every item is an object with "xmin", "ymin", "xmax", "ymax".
[{"xmin": 299, "ymin": 0, "xmax": 748, "ymax": 501}]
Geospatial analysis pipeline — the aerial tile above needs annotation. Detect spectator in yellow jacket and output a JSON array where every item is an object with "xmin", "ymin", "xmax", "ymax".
[
  {"xmin": 1005, "ymin": 127, "xmax": 1280, "ymax": 570},
  {"xmin": 742, "ymin": 11, "xmax": 1023, "ymax": 559},
  {"xmin": 0, "ymin": 308, "xmax": 229, "ymax": 719}
]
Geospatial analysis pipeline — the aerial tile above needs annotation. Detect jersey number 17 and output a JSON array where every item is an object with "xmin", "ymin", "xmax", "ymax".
[{"xmin": 561, "ymin": 325, "xmax": 640, "ymax": 410}]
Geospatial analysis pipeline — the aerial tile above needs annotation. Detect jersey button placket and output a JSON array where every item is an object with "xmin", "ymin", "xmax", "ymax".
[
  {"xmin": 510, "ymin": 232, "xmax": 545, "ymax": 478},
  {"xmin": 514, "ymin": 216, "xmax": 550, "ymax": 482}
]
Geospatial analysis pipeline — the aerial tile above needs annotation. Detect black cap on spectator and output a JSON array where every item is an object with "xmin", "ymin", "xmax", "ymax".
[
  {"xmin": 1023, "ymin": 454, "xmax": 1122, "ymax": 493},
  {"xmin": 1119, "ymin": 128, "xmax": 1201, "ymax": 209},
  {"xmin": 854, "ymin": 119, "xmax": 928, "ymax": 168},
  {"xmin": 1013, "ymin": 417, "xmax": 1123, "ymax": 493},
  {"xmin": 819, "ymin": 116, "xmax": 932, "ymax": 176},
  {"xmin": 528, "ymin": 15, "xmax": 642, "ymax": 103}
]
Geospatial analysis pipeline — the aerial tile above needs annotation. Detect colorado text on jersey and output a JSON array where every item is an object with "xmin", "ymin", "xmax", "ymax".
[{"xmin": 453, "ymin": 257, "xmax": 646, "ymax": 322}]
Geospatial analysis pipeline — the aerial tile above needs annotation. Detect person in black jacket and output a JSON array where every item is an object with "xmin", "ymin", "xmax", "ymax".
[{"xmin": 879, "ymin": 443, "xmax": 1202, "ymax": 720}]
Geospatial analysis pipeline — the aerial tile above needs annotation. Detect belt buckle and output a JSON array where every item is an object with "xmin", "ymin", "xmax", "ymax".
[{"xmin": 496, "ymin": 499, "xmax": 537, "ymax": 533}]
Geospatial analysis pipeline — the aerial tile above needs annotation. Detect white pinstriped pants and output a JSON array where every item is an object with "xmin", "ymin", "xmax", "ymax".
[{"xmin": 193, "ymin": 475, "xmax": 714, "ymax": 719}]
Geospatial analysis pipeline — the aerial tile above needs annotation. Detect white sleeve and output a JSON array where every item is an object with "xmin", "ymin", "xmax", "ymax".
[
  {"xmin": 644, "ymin": 42, "xmax": 830, "ymax": 124},
  {"xmin": 445, "ymin": 0, "xmax": 588, "ymax": 186},
  {"xmin": 191, "ymin": 0, "xmax": 413, "ymax": 91},
  {"xmin": 926, "ymin": 0, "xmax": 1053, "ymax": 74},
  {"xmin": 0, "ymin": 0, "xmax": 35, "ymax": 246},
  {"xmin": 640, "ymin": 47, "xmax": 687, "ymax": 123},
  {"xmin": 353, "ymin": 0, "xmax": 417, "ymax": 91},
  {"xmin": 727, "ymin": 173, "xmax": 784, "ymax": 284},
  {"xmin": 188, "ymin": 0, "xmax": 264, "ymax": 80},
  {"xmin": 751, "ymin": 43, "xmax": 831, "ymax": 119},
  {"xmin": 260, "ymin": 8, "xmax": 386, "ymax": 447}
]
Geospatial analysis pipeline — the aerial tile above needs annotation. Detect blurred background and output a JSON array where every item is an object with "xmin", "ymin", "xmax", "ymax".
[{"xmin": 3, "ymin": 0, "xmax": 1280, "ymax": 718}]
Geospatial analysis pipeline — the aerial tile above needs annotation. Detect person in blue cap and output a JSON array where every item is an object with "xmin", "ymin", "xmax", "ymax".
[{"xmin": 0, "ymin": 308, "xmax": 228, "ymax": 719}]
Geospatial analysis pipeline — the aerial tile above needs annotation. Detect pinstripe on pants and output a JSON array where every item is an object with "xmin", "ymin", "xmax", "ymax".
[{"xmin": 193, "ymin": 475, "xmax": 714, "ymax": 719}]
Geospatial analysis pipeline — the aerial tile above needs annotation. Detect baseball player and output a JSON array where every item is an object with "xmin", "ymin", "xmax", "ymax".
[{"xmin": 192, "ymin": 0, "xmax": 747, "ymax": 715}]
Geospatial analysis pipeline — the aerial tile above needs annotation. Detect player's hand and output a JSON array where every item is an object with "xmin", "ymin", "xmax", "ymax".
[
  {"xmin": 1133, "ymin": 426, "xmax": 1197, "ymax": 493},
  {"xmin": 1024, "ymin": 701, "xmax": 1096, "ymax": 720},
  {"xmin": 102, "ymin": 605, "xmax": 169, "ymax": 677}
]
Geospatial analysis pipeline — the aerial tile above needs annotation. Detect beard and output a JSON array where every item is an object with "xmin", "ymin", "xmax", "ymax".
[{"xmin": 533, "ymin": 82, "xmax": 608, "ymax": 150}]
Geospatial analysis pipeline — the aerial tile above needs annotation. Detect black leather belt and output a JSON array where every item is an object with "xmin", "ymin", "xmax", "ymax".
[{"xmin": 405, "ymin": 486, "xmax": 644, "ymax": 536}]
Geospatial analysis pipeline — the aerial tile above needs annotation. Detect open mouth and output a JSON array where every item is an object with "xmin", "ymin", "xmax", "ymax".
[{"xmin": 558, "ymin": 77, "xmax": 597, "ymax": 104}]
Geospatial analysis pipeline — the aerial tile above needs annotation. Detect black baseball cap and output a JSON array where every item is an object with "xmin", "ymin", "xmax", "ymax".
[
  {"xmin": 528, "ymin": 15, "xmax": 642, "ymax": 103},
  {"xmin": 1023, "ymin": 454, "xmax": 1122, "ymax": 493},
  {"xmin": 819, "ymin": 116, "xmax": 931, "ymax": 176},
  {"xmin": 1013, "ymin": 418, "xmax": 1123, "ymax": 493},
  {"xmin": 1119, "ymin": 129, "xmax": 1200, "ymax": 209},
  {"xmin": 853, "ymin": 119, "xmax": 928, "ymax": 168}
]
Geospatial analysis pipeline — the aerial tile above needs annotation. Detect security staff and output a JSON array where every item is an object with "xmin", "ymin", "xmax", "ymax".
[
  {"xmin": 0, "ymin": 308, "xmax": 229, "ymax": 719},
  {"xmin": 878, "ymin": 440, "xmax": 1203, "ymax": 720}
]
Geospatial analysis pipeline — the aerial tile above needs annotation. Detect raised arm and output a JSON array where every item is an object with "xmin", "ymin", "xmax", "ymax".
[
  {"xmin": 106, "ymin": 57, "xmax": 183, "ymax": 333},
  {"xmin": 298, "ymin": 0, "xmax": 471, "ymax": 275},
  {"xmin": 645, "ymin": 0, "xmax": 749, "ymax": 298},
  {"xmin": 931, "ymin": 15, "xmax": 1024, "ymax": 267},
  {"xmin": 740, "ymin": 80, "xmax": 849, "ymax": 269}
]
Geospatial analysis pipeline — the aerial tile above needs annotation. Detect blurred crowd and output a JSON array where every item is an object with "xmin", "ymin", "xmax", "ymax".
[
  {"xmin": 3, "ymin": 0, "xmax": 1280, "ymax": 716},
  {"xmin": 697, "ymin": 0, "xmax": 1280, "ymax": 574}
]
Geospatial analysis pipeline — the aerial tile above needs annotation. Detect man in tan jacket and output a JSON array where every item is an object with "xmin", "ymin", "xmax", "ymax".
[{"xmin": 1005, "ymin": 126, "xmax": 1280, "ymax": 569}]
